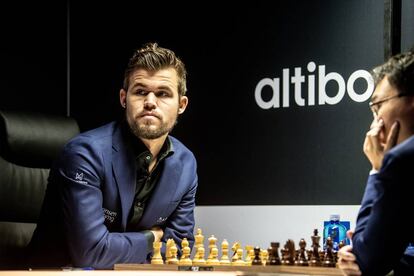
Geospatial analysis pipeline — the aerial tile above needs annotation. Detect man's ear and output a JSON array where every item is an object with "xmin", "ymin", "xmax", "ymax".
[
  {"xmin": 120, "ymin": 89, "xmax": 127, "ymax": 108},
  {"xmin": 178, "ymin": 96, "xmax": 188, "ymax": 114}
]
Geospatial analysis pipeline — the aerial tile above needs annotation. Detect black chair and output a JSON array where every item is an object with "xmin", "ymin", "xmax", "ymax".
[{"xmin": 0, "ymin": 110, "xmax": 79, "ymax": 269}]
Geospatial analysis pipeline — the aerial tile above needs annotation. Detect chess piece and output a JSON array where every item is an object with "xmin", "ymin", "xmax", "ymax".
[
  {"xmin": 207, "ymin": 235, "xmax": 218, "ymax": 260},
  {"xmin": 338, "ymin": 240, "xmax": 345, "ymax": 250},
  {"xmin": 245, "ymin": 245, "xmax": 254, "ymax": 265},
  {"xmin": 220, "ymin": 239, "xmax": 231, "ymax": 265},
  {"xmin": 192, "ymin": 246, "xmax": 206, "ymax": 266},
  {"xmin": 178, "ymin": 238, "xmax": 192, "ymax": 266},
  {"xmin": 280, "ymin": 247, "xmax": 287, "ymax": 265},
  {"xmin": 167, "ymin": 242, "xmax": 179, "ymax": 265},
  {"xmin": 281, "ymin": 239, "xmax": 295, "ymax": 265},
  {"xmin": 294, "ymin": 238, "xmax": 308, "ymax": 266},
  {"xmin": 192, "ymin": 233, "xmax": 205, "ymax": 266},
  {"xmin": 206, "ymin": 247, "xmax": 220, "ymax": 265},
  {"xmin": 232, "ymin": 248, "xmax": 245, "ymax": 266},
  {"xmin": 335, "ymin": 240, "xmax": 346, "ymax": 266},
  {"xmin": 322, "ymin": 236, "xmax": 335, "ymax": 267},
  {"xmin": 309, "ymin": 229, "xmax": 322, "ymax": 266},
  {"xmin": 231, "ymin": 242, "xmax": 241, "ymax": 262},
  {"xmin": 151, "ymin": 241, "xmax": 164, "ymax": 264},
  {"xmin": 166, "ymin": 238, "xmax": 174, "ymax": 262},
  {"xmin": 319, "ymin": 251, "xmax": 325, "ymax": 263},
  {"xmin": 251, "ymin": 246, "xmax": 262, "ymax": 265},
  {"xmin": 267, "ymin": 242, "xmax": 281, "ymax": 265},
  {"xmin": 195, "ymin": 228, "xmax": 204, "ymax": 250},
  {"xmin": 260, "ymin": 249, "xmax": 269, "ymax": 266},
  {"xmin": 333, "ymin": 250, "xmax": 338, "ymax": 266}
]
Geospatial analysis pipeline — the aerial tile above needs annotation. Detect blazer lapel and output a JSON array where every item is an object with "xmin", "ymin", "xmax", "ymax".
[{"xmin": 112, "ymin": 124, "xmax": 136, "ymax": 229}]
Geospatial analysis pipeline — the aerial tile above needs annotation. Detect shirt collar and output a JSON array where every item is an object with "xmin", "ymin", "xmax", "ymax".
[{"xmin": 121, "ymin": 120, "xmax": 174, "ymax": 162}]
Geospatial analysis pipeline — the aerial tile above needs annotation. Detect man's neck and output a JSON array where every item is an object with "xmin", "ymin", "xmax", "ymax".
[{"xmin": 140, "ymin": 134, "xmax": 168, "ymax": 159}]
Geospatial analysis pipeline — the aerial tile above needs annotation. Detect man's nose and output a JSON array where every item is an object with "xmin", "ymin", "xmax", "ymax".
[{"xmin": 144, "ymin": 92, "xmax": 157, "ymax": 109}]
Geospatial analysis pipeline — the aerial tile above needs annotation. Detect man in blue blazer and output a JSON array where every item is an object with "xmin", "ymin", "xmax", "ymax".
[
  {"xmin": 28, "ymin": 43, "xmax": 197, "ymax": 269},
  {"xmin": 338, "ymin": 50, "xmax": 414, "ymax": 275}
]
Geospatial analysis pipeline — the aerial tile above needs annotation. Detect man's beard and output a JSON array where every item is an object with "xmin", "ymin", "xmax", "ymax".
[{"xmin": 129, "ymin": 116, "xmax": 177, "ymax": 140}]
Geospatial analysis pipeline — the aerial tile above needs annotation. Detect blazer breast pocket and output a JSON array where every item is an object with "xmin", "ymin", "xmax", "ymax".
[{"xmin": 153, "ymin": 201, "xmax": 180, "ymax": 226}]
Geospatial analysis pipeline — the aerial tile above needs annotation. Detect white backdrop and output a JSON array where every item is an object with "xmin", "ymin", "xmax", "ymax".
[{"xmin": 194, "ymin": 205, "xmax": 360, "ymax": 252}]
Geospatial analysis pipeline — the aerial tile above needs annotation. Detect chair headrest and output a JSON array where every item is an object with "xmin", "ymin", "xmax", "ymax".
[{"xmin": 0, "ymin": 110, "xmax": 80, "ymax": 168}]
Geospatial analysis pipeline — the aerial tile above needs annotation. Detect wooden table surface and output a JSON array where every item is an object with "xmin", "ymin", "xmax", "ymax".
[{"xmin": 0, "ymin": 264, "xmax": 343, "ymax": 276}]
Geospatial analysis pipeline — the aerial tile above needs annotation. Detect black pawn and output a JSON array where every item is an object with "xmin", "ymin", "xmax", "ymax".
[{"xmin": 295, "ymin": 238, "xmax": 308, "ymax": 266}]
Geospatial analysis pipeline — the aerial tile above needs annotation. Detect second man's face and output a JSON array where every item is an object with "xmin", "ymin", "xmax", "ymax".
[
  {"xmin": 120, "ymin": 68, "xmax": 188, "ymax": 140},
  {"xmin": 371, "ymin": 76, "xmax": 414, "ymax": 144}
]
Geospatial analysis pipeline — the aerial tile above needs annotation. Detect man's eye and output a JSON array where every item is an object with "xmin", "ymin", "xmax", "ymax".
[
  {"xmin": 137, "ymin": 90, "xmax": 147, "ymax": 96},
  {"xmin": 158, "ymin": 91, "xmax": 169, "ymax": 97}
]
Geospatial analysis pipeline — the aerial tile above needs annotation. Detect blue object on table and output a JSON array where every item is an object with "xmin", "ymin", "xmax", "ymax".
[{"xmin": 323, "ymin": 214, "xmax": 350, "ymax": 251}]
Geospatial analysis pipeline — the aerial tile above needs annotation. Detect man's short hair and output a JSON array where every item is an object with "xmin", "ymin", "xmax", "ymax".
[
  {"xmin": 123, "ymin": 42, "xmax": 187, "ymax": 97},
  {"xmin": 372, "ymin": 50, "xmax": 414, "ymax": 95}
]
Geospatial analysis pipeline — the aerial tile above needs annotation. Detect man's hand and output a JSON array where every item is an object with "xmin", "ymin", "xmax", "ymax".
[
  {"xmin": 364, "ymin": 119, "xmax": 399, "ymax": 170},
  {"xmin": 150, "ymin": 227, "xmax": 164, "ymax": 242},
  {"xmin": 338, "ymin": 245, "xmax": 361, "ymax": 276},
  {"xmin": 338, "ymin": 230, "xmax": 361, "ymax": 276}
]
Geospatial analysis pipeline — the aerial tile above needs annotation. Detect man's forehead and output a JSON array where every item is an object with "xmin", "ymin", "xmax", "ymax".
[{"xmin": 130, "ymin": 68, "xmax": 178, "ymax": 87}]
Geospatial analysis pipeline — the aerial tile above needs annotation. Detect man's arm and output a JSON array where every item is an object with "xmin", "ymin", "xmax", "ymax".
[
  {"xmin": 351, "ymin": 119, "xmax": 407, "ymax": 274},
  {"xmin": 57, "ymin": 142, "xmax": 157, "ymax": 269},
  {"xmin": 352, "ymin": 152, "xmax": 412, "ymax": 275},
  {"xmin": 162, "ymin": 175, "xmax": 198, "ymax": 254},
  {"xmin": 353, "ymin": 173, "xmax": 380, "ymax": 235}
]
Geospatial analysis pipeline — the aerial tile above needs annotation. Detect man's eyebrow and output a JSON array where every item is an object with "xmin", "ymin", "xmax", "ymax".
[
  {"xmin": 130, "ymin": 82, "xmax": 174, "ymax": 92},
  {"xmin": 130, "ymin": 83, "xmax": 148, "ymax": 89},
  {"xmin": 156, "ymin": 85, "xmax": 173, "ymax": 92}
]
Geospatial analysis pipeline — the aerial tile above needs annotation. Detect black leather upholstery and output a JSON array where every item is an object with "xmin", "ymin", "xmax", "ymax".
[{"xmin": 0, "ymin": 110, "xmax": 79, "ymax": 269}]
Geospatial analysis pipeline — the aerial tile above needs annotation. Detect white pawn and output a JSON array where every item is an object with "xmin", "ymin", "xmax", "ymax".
[
  {"xmin": 151, "ymin": 241, "xmax": 163, "ymax": 264},
  {"xmin": 166, "ymin": 238, "xmax": 174, "ymax": 261},
  {"xmin": 178, "ymin": 238, "xmax": 192, "ymax": 266},
  {"xmin": 206, "ymin": 247, "xmax": 220, "ymax": 265},
  {"xmin": 193, "ymin": 247, "xmax": 206, "ymax": 266},
  {"xmin": 167, "ymin": 242, "xmax": 179, "ymax": 265}
]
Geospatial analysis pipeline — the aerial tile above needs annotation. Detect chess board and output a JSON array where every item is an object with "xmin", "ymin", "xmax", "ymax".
[
  {"xmin": 114, "ymin": 263, "xmax": 343, "ymax": 275},
  {"xmin": 123, "ymin": 228, "xmax": 346, "ymax": 275}
]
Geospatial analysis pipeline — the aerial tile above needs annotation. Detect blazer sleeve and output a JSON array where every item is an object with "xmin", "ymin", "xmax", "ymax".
[
  {"xmin": 352, "ymin": 152, "xmax": 412, "ymax": 275},
  {"xmin": 162, "ymin": 157, "xmax": 198, "ymax": 255},
  {"xmin": 55, "ymin": 140, "xmax": 151, "ymax": 269},
  {"xmin": 353, "ymin": 173, "xmax": 381, "ymax": 234}
]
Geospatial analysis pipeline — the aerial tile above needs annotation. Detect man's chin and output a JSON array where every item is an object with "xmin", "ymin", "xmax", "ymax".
[
  {"xmin": 136, "ymin": 127, "xmax": 168, "ymax": 140},
  {"xmin": 139, "ymin": 133, "xmax": 164, "ymax": 140}
]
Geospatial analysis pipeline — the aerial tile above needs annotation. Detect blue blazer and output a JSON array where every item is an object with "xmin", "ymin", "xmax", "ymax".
[
  {"xmin": 353, "ymin": 135, "xmax": 414, "ymax": 275},
  {"xmin": 29, "ymin": 121, "xmax": 198, "ymax": 269}
]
